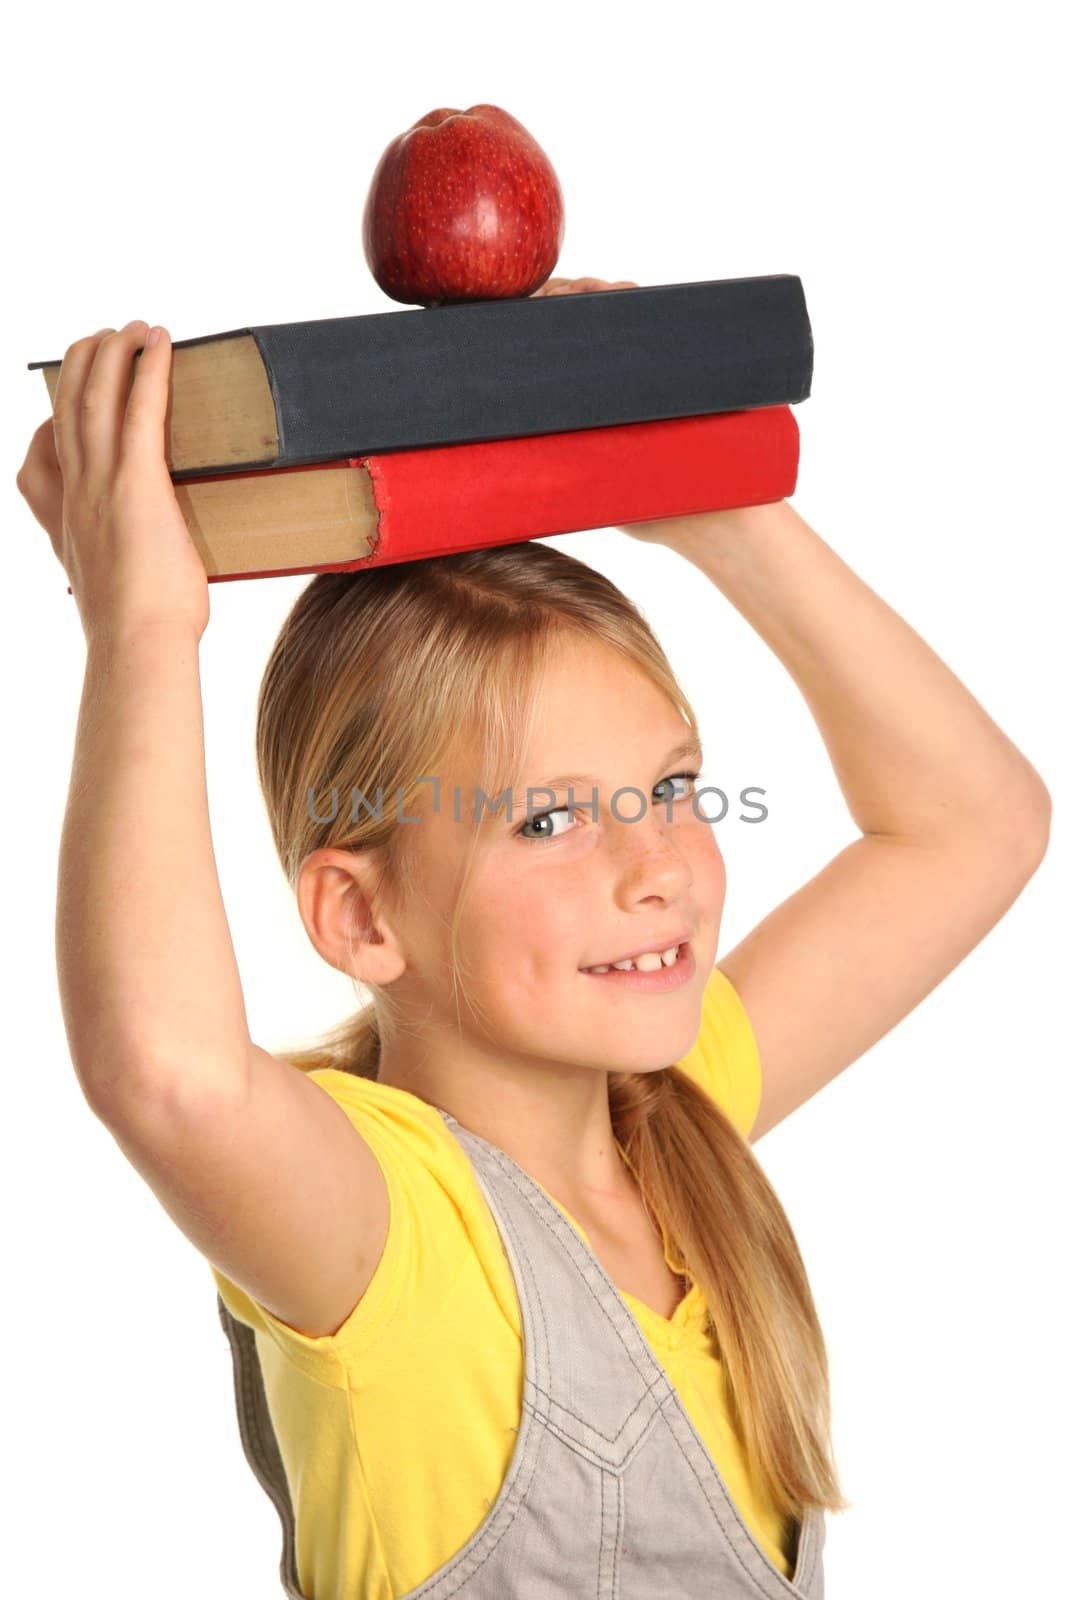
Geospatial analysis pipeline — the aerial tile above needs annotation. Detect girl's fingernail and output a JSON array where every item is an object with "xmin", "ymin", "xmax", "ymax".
[{"xmin": 146, "ymin": 326, "xmax": 162, "ymax": 348}]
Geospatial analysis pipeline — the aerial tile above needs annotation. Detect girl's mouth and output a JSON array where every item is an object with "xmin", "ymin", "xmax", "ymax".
[{"xmin": 579, "ymin": 941, "xmax": 695, "ymax": 991}]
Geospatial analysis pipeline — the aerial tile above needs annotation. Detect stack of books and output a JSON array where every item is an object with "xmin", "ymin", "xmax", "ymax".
[{"xmin": 28, "ymin": 274, "xmax": 813, "ymax": 582}]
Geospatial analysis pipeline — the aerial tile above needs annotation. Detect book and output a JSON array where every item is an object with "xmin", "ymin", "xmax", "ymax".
[
  {"xmin": 28, "ymin": 275, "xmax": 812, "ymax": 477},
  {"xmin": 165, "ymin": 405, "xmax": 797, "ymax": 583}
]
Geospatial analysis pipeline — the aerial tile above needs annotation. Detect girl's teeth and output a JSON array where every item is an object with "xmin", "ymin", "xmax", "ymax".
[{"xmin": 582, "ymin": 944, "xmax": 683, "ymax": 975}]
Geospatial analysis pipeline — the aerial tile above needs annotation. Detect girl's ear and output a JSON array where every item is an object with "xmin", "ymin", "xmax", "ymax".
[{"xmin": 296, "ymin": 847, "xmax": 407, "ymax": 985}]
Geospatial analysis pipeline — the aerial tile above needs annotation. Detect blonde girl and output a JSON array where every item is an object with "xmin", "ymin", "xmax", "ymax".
[{"xmin": 16, "ymin": 283, "xmax": 1050, "ymax": 1599}]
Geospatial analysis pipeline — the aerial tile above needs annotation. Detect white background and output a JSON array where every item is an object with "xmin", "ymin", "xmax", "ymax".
[{"xmin": 3, "ymin": 3, "xmax": 1063, "ymax": 1596}]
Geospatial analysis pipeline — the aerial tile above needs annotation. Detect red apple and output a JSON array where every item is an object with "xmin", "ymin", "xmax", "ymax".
[{"xmin": 362, "ymin": 104, "xmax": 565, "ymax": 306}]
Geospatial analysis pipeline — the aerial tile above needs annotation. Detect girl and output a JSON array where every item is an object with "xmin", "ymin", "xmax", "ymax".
[{"xmin": 17, "ymin": 284, "xmax": 1050, "ymax": 1600}]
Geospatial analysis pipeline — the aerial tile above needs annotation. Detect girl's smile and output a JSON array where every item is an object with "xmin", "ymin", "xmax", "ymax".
[{"xmin": 579, "ymin": 939, "xmax": 696, "ymax": 990}]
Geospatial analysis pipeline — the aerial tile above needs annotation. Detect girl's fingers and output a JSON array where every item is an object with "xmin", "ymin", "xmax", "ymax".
[
  {"xmin": 119, "ymin": 324, "xmax": 170, "ymax": 468},
  {"xmin": 80, "ymin": 321, "xmax": 149, "ymax": 485},
  {"xmin": 534, "ymin": 277, "xmax": 639, "ymax": 297},
  {"xmin": 51, "ymin": 328, "xmax": 114, "ymax": 483}
]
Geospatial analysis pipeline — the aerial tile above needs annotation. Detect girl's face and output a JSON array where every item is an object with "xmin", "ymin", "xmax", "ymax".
[{"xmin": 395, "ymin": 635, "xmax": 726, "ymax": 1080}]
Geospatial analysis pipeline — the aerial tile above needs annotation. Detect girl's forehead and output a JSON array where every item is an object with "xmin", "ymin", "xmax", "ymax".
[{"xmin": 428, "ymin": 642, "xmax": 688, "ymax": 791}]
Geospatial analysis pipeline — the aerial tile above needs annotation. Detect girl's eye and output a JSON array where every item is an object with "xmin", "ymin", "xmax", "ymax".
[{"xmin": 515, "ymin": 771, "xmax": 702, "ymax": 842}]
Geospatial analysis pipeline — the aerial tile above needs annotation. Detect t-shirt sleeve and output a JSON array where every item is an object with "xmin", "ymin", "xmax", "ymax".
[
  {"xmin": 210, "ymin": 1068, "xmax": 473, "ymax": 1383},
  {"xmin": 675, "ymin": 965, "xmax": 763, "ymax": 1139},
  {"xmin": 210, "ymin": 982, "xmax": 763, "ymax": 1373}
]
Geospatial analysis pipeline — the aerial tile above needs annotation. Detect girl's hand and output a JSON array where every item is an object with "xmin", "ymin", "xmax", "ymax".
[
  {"xmin": 614, "ymin": 506, "xmax": 768, "ymax": 548},
  {"xmin": 531, "ymin": 275, "xmax": 639, "ymax": 297},
  {"xmin": 16, "ymin": 321, "xmax": 210, "ymax": 646}
]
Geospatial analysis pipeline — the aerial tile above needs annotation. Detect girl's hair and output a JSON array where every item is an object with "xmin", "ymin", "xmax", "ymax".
[{"xmin": 258, "ymin": 541, "xmax": 847, "ymax": 1521}]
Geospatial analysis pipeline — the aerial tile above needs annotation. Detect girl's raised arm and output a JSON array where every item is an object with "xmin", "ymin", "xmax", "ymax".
[
  {"xmin": 16, "ymin": 324, "xmax": 392, "ymax": 1340},
  {"xmin": 19, "ymin": 322, "xmax": 246, "ymax": 1105}
]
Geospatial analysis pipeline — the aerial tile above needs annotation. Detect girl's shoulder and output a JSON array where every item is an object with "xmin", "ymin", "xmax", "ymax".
[
  {"xmin": 211, "ymin": 1068, "xmax": 479, "ymax": 1379},
  {"xmin": 306, "ymin": 1065, "xmax": 481, "ymax": 1224},
  {"xmin": 210, "ymin": 970, "xmax": 760, "ymax": 1377}
]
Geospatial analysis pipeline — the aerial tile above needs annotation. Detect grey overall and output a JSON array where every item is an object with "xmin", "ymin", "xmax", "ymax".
[{"xmin": 217, "ymin": 1106, "xmax": 826, "ymax": 1598}]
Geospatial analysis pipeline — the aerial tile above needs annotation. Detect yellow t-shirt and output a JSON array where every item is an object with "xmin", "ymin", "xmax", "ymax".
[{"xmin": 211, "ymin": 966, "xmax": 790, "ymax": 1598}]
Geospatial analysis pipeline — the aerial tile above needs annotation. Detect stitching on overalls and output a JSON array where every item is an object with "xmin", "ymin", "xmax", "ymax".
[
  {"xmin": 599, "ymin": 1467, "xmax": 622, "ymax": 1600},
  {"xmin": 493, "ymin": 1153, "xmax": 664, "ymax": 1459},
  {"xmin": 478, "ymin": 1139, "xmax": 666, "ymax": 1395},
  {"xmin": 655, "ymin": 1390, "xmax": 808, "ymax": 1600},
  {"xmin": 407, "ymin": 1445, "xmax": 536, "ymax": 1600}
]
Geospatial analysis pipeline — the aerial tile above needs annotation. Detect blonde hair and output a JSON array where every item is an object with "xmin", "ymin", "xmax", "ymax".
[{"xmin": 258, "ymin": 541, "xmax": 847, "ymax": 1521}]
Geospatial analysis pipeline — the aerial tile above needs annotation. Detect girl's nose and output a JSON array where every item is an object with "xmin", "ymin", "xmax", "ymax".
[{"xmin": 610, "ymin": 815, "xmax": 693, "ymax": 902}]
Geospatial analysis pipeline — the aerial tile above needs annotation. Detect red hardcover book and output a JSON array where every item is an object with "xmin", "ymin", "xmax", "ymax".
[{"xmin": 164, "ymin": 406, "xmax": 798, "ymax": 585}]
